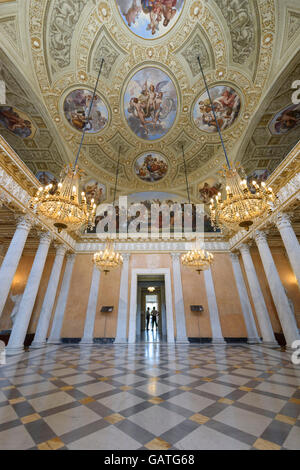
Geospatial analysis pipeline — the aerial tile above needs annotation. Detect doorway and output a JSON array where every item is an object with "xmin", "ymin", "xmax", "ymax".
[
  {"xmin": 128, "ymin": 269, "xmax": 175, "ymax": 343},
  {"xmin": 137, "ymin": 277, "xmax": 166, "ymax": 342}
]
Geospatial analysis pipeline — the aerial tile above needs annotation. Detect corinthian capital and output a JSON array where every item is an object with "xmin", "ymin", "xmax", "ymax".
[
  {"xmin": 54, "ymin": 243, "xmax": 67, "ymax": 257},
  {"xmin": 229, "ymin": 252, "xmax": 239, "ymax": 263},
  {"xmin": 254, "ymin": 230, "xmax": 268, "ymax": 245},
  {"xmin": 15, "ymin": 214, "xmax": 35, "ymax": 231},
  {"xmin": 171, "ymin": 252, "xmax": 181, "ymax": 262},
  {"xmin": 275, "ymin": 212, "xmax": 292, "ymax": 230},
  {"xmin": 38, "ymin": 231, "xmax": 52, "ymax": 245},
  {"xmin": 239, "ymin": 243, "xmax": 251, "ymax": 256},
  {"xmin": 122, "ymin": 253, "xmax": 131, "ymax": 262}
]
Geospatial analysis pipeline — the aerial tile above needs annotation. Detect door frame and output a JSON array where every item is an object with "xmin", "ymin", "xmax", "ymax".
[{"xmin": 128, "ymin": 268, "xmax": 175, "ymax": 343}]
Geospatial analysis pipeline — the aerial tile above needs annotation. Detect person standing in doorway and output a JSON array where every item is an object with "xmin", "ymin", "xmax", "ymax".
[
  {"xmin": 151, "ymin": 306, "xmax": 158, "ymax": 330},
  {"xmin": 146, "ymin": 307, "xmax": 151, "ymax": 330}
]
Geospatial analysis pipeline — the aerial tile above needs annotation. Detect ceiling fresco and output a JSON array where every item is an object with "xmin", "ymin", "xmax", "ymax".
[
  {"xmin": 0, "ymin": 0, "xmax": 299, "ymax": 207},
  {"xmin": 192, "ymin": 85, "xmax": 241, "ymax": 133},
  {"xmin": 63, "ymin": 88, "xmax": 109, "ymax": 133},
  {"xmin": 116, "ymin": 0, "xmax": 185, "ymax": 40},
  {"xmin": 124, "ymin": 66, "xmax": 178, "ymax": 140},
  {"xmin": 241, "ymin": 58, "xmax": 300, "ymax": 176}
]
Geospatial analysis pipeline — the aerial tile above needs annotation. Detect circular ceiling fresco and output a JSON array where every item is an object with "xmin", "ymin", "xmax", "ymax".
[
  {"xmin": 116, "ymin": 0, "xmax": 185, "ymax": 40},
  {"xmin": 268, "ymin": 104, "xmax": 300, "ymax": 135},
  {"xmin": 124, "ymin": 66, "xmax": 178, "ymax": 140},
  {"xmin": 193, "ymin": 85, "xmax": 241, "ymax": 133},
  {"xmin": 83, "ymin": 179, "xmax": 106, "ymax": 205},
  {"xmin": 134, "ymin": 152, "xmax": 168, "ymax": 182},
  {"xmin": 0, "ymin": 106, "xmax": 36, "ymax": 139},
  {"xmin": 63, "ymin": 89, "xmax": 109, "ymax": 133}
]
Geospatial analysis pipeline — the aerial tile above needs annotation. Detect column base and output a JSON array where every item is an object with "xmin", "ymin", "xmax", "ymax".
[
  {"xmin": 247, "ymin": 337, "xmax": 262, "ymax": 344},
  {"xmin": 30, "ymin": 341, "xmax": 46, "ymax": 349},
  {"xmin": 114, "ymin": 337, "xmax": 128, "ymax": 344},
  {"xmin": 79, "ymin": 338, "xmax": 94, "ymax": 345},
  {"xmin": 212, "ymin": 338, "xmax": 226, "ymax": 345},
  {"xmin": 175, "ymin": 337, "xmax": 189, "ymax": 344},
  {"xmin": 47, "ymin": 338, "xmax": 62, "ymax": 345},
  {"xmin": 5, "ymin": 346, "xmax": 25, "ymax": 356}
]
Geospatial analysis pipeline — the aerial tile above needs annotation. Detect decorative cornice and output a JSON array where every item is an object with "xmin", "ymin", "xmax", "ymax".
[{"xmin": 75, "ymin": 240, "xmax": 229, "ymax": 254}]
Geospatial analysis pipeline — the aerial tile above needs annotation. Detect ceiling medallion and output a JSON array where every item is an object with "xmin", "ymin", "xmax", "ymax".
[
  {"xmin": 124, "ymin": 66, "xmax": 178, "ymax": 141},
  {"xmin": 192, "ymin": 85, "xmax": 241, "ymax": 134},
  {"xmin": 63, "ymin": 89, "xmax": 109, "ymax": 134},
  {"xmin": 116, "ymin": 0, "xmax": 185, "ymax": 40},
  {"xmin": 134, "ymin": 152, "xmax": 168, "ymax": 183}
]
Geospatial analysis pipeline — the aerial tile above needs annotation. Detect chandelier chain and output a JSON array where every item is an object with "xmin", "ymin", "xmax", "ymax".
[
  {"xmin": 197, "ymin": 55, "xmax": 231, "ymax": 170},
  {"xmin": 73, "ymin": 58, "xmax": 104, "ymax": 170}
]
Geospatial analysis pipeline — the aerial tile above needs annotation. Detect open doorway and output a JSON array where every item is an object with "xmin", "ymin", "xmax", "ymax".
[{"xmin": 136, "ymin": 275, "xmax": 167, "ymax": 343}]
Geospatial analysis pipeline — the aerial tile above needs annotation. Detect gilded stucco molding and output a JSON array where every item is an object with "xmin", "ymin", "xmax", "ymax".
[{"xmin": 27, "ymin": 0, "xmax": 276, "ymax": 194}]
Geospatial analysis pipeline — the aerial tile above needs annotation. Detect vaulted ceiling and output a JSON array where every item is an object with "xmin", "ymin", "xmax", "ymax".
[{"xmin": 0, "ymin": 0, "xmax": 299, "ymax": 204}]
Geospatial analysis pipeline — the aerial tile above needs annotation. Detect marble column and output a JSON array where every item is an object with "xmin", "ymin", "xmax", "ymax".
[
  {"xmin": 230, "ymin": 253, "xmax": 261, "ymax": 344},
  {"xmin": 47, "ymin": 253, "xmax": 76, "ymax": 344},
  {"xmin": 80, "ymin": 265, "xmax": 101, "ymax": 345},
  {"xmin": 115, "ymin": 254, "xmax": 130, "ymax": 343},
  {"xmin": 0, "ymin": 216, "xmax": 33, "ymax": 318},
  {"xmin": 31, "ymin": 244, "xmax": 67, "ymax": 349},
  {"xmin": 275, "ymin": 212, "xmax": 300, "ymax": 288},
  {"xmin": 136, "ymin": 286, "xmax": 142, "ymax": 339},
  {"xmin": 161, "ymin": 283, "xmax": 167, "ymax": 337},
  {"xmin": 171, "ymin": 253, "xmax": 189, "ymax": 343},
  {"xmin": 254, "ymin": 230, "xmax": 300, "ymax": 347},
  {"xmin": 239, "ymin": 243, "xmax": 277, "ymax": 346},
  {"xmin": 6, "ymin": 231, "xmax": 52, "ymax": 355},
  {"xmin": 203, "ymin": 268, "xmax": 225, "ymax": 344}
]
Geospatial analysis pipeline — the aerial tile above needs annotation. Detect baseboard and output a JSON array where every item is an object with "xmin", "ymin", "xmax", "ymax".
[
  {"xmin": 188, "ymin": 338, "xmax": 212, "ymax": 344},
  {"xmin": 188, "ymin": 337, "xmax": 248, "ymax": 344},
  {"xmin": 61, "ymin": 338, "xmax": 115, "ymax": 344}
]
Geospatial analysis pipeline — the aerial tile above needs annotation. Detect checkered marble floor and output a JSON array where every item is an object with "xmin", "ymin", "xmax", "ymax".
[{"xmin": 0, "ymin": 343, "xmax": 299, "ymax": 450}]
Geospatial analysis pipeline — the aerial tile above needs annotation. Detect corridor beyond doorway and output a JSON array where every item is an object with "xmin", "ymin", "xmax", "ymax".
[{"xmin": 136, "ymin": 275, "xmax": 167, "ymax": 343}]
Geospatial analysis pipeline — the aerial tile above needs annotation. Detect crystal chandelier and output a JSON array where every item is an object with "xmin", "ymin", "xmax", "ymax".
[
  {"xmin": 210, "ymin": 166, "xmax": 275, "ymax": 231},
  {"xmin": 196, "ymin": 56, "xmax": 275, "ymax": 232},
  {"xmin": 93, "ymin": 146, "xmax": 123, "ymax": 274},
  {"xmin": 31, "ymin": 59, "xmax": 105, "ymax": 233},
  {"xmin": 93, "ymin": 239, "xmax": 123, "ymax": 275},
  {"xmin": 147, "ymin": 286, "xmax": 155, "ymax": 293},
  {"xmin": 182, "ymin": 249, "xmax": 214, "ymax": 274},
  {"xmin": 180, "ymin": 144, "xmax": 214, "ymax": 274},
  {"xmin": 32, "ymin": 165, "xmax": 96, "ymax": 233}
]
